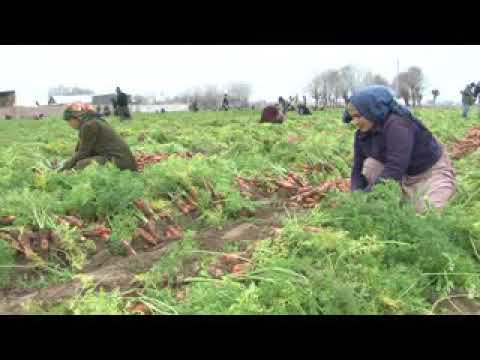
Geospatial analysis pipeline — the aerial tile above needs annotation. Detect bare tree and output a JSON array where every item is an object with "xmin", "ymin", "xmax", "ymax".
[
  {"xmin": 359, "ymin": 72, "xmax": 390, "ymax": 88},
  {"xmin": 132, "ymin": 95, "xmax": 147, "ymax": 104},
  {"xmin": 307, "ymin": 74, "xmax": 324, "ymax": 110},
  {"xmin": 372, "ymin": 74, "xmax": 390, "ymax": 86},
  {"xmin": 48, "ymin": 85, "xmax": 94, "ymax": 96},
  {"xmin": 202, "ymin": 85, "xmax": 222, "ymax": 109},
  {"xmin": 414, "ymin": 87, "xmax": 423, "ymax": 106},
  {"xmin": 392, "ymin": 72, "xmax": 411, "ymax": 106},
  {"xmin": 405, "ymin": 66, "xmax": 425, "ymax": 107},
  {"xmin": 324, "ymin": 69, "xmax": 343, "ymax": 106},
  {"xmin": 308, "ymin": 66, "xmax": 393, "ymax": 108},
  {"xmin": 432, "ymin": 89, "xmax": 440, "ymax": 105},
  {"xmin": 178, "ymin": 85, "xmax": 221, "ymax": 110},
  {"xmin": 227, "ymin": 82, "xmax": 252, "ymax": 108},
  {"xmin": 338, "ymin": 65, "xmax": 363, "ymax": 103}
]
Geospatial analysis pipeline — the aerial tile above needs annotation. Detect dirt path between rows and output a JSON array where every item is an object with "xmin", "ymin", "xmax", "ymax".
[
  {"xmin": 0, "ymin": 209, "xmax": 285, "ymax": 315},
  {"xmin": 2, "ymin": 204, "xmax": 479, "ymax": 315}
]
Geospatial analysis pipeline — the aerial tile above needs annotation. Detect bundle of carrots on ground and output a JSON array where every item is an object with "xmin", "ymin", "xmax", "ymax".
[
  {"xmin": 275, "ymin": 172, "xmax": 350, "ymax": 208},
  {"xmin": 450, "ymin": 125, "xmax": 480, "ymax": 159},
  {"xmin": 132, "ymin": 199, "xmax": 183, "ymax": 252},
  {"xmin": 236, "ymin": 172, "xmax": 350, "ymax": 208},
  {"xmin": 135, "ymin": 152, "xmax": 194, "ymax": 171},
  {"xmin": 0, "ymin": 215, "xmax": 111, "ymax": 261},
  {"xmin": 286, "ymin": 178, "xmax": 350, "ymax": 208}
]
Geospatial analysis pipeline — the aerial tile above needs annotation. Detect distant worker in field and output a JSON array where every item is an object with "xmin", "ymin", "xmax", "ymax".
[
  {"xmin": 111, "ymin": 97, "xmax": 118, "ymax": 116},
  {"xmin": 59, "ymin": 102, "xmax": 138, "ymax": 172},
  {"xmin": 343, "ymin": 85, "xmax": 456, "ymax": 213},
  {"xmin": 116, "ymin": 87, "xmax": 131, "ymax": 121},
  {"xmin": 222, "ymin": 93, "xmax": 229, "ymax": 111},
  {"xmin": 288, "ymin": 96, "xmax": 295, "ymax": 111},
  {"xmin": 259, "ymin": 104, "xmax": 285, "ymax": 124},
  {"xmin": 190, "ymin": 98, "xmax": 199, "ymax": 112},
  {"xmin": 297, "ymin": 96, "xmax": 312, "ymax": 115},
  {"xmin": 461, "ymin": 82, "xmax": 476, "ymax": 118},
  {"xmin": 278, "ymin": 96, "xmax": 288, "ymax": 114},
  {"xmin": 48, "ymin": 96, "xmax": 56, "ymax": 105},
  {"xmin": 103, "ymin": 105, "xmax": 111, "ymax": 117},
  {"xmin": 474, "ymin": 81, "xmax": 480, "ymax": 117}
]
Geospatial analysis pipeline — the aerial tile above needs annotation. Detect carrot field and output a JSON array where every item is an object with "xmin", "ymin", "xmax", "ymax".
[{"xmin": 1, "ymin": 107, "xmax": 480, "ymax": 315}]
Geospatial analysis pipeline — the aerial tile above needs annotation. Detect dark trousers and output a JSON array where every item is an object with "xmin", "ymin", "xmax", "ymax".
[{"xmin": 117, "ymin": 105, "xmax": 131, "ymax": 120}]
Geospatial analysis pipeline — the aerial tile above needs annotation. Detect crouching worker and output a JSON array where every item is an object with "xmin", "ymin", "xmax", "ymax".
[
  {"xmin": 343, "ymin": 86, "xmax": 456, "ymax": 213},
  {"xmin": 259, "ymin": 104, "xmax": 285, "ymax": 124},
  {"xmin": 59, "ymin": 102, "xmax": 138, "ymax": 172}
]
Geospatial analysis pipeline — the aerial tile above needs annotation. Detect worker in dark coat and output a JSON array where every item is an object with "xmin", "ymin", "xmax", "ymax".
[
  {"xmin": 260, "ymin": 104, "xmax": 285, "ymax": 124},
  {"xmin": 116, "ymin": 87, "xmax": 131, "ymax": 120},
  {"xmin": 59, "ymin": 102, "xmax": 137, "ymax": 172},
  {"xmin": 343, "ymin": 86, "xmax": 456, "ymax": 213}
]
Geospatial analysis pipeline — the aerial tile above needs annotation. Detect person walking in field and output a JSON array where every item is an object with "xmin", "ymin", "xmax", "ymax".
[
  {"xmin": 222, "ymin": 93, "xmax": 229, "ymax": 111},
  {"xmin": 297, "ymin": 95, "xmax": 312, "ymax": 115},
  {"xmin": 111, "ymin": 97, "xmax": 118, "ymax": 116},
  {"xmin": 278, "ymin": 96, "xmax": 288, "ymax": 114},
  {"xmin": 474, "ymin": 81, "xmax": 480, "ymax": 118},
  {"xmin": 103, "ymin": 105, "xmax": 112, "ymax": 117},
  {"xmin": 59, "ymin": 102, "xmax": 138, "ymax": 172},
  {"xmin": 461, "ymin": 83, "xmax": 476, "ymax": 118},
  {"xmin": 190, "ymin": 98, "xmax": 199, "ymax": 112},
  {"xmin": 116, "ymin": 87, "xmax": 131, "ymax": 121},
  {"xmin": 343, "ymin": 85, "xmax": 456, "ymax": 213}
]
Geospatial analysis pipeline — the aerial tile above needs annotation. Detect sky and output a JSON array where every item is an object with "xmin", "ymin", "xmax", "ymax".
[{"xmin": 1, "ymin": 45, "xmax": 479, "ymax": 106}]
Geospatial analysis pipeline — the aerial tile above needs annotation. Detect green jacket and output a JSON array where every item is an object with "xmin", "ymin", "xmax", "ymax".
[
  {"xmin": 61, "ymin": 119, "xmax": 137, "ymax": 171},
  {"xmin": 461, "ymin": 85, "xmax": 475, "ymax": 106}
]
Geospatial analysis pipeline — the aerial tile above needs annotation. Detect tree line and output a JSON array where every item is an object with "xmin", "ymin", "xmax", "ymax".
[
  {"xmin": 48, "ymin": 65, "xmax": 442, "ymax": 110},
  {"xmin": 306, "ymin": 65, "xmax": 433, "ymax": 109}
]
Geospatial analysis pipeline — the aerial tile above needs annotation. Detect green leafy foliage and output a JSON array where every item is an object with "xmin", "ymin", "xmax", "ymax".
[{"xmin": 2, "ymin": 108, "xmax": 480, "ymax": 314}]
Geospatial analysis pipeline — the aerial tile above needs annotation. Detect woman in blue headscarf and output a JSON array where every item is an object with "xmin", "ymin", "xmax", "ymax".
[{"xmin": 343, "ymin": 85, "xmax": 456, "ymax": 213}]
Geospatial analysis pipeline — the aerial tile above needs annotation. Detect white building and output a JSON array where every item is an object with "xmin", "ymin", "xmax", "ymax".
[
  {"xmin": 51, "ymin": 95, "xmax": 93, "ymax": 105},
  {"xmin": 129, "ymin": 103, "xmax": 189, "ymax": 113}
]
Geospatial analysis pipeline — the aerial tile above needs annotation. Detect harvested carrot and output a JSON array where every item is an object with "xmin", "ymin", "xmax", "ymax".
[
  {"xmin": 276, "ymin": 180, "xmax": 297, "ymax": 189},
  {"xmin": 0, "ymin": 216, "xmax": 16, "ymax": 226},
  {"xmin": 127, "ymin": 302, "xmax": 149, "ymax": 314},
  {"xmin": 48, "ymin": 230, "xmax": 59, "ymax": 245},
  {"xmin": 122, "ymin": 240, "xmax": 138, "ymax": 256},
  {"xmin": 219, "ymin": 253, "xmax": 244, "ymax": 265},
  {"xmin": 231, "ymin": 263, "xmax": 250, "ymax": 276},
  {"xmin": 303, "ymin": 226, "xmax": 323, "ymax": 233},
  {"xmin": 143, "ymin": 219, "xmax": 158, "ymax": 239},
  {"xmin": 134, "ymin": 199, "xmax": 155, "ymax": 218},
  {"xmin": 18, "ymin": 231, "xmax": 35, "ymax": 259},
  {"xmin": 164, "ymin": 226, "xmax": 182, "ymax": 239},
  {"xmin": 135, "ymin": 228, "xmax": 157, "ymax": 245},
  {"xmin": 39, "ymin": 231, "xmax": 49, "ymax": 251},
  {"xmin": 208, "ymin": 265, "xmax": 224, "ymax": 278},
  {"xmin": 63, "ymin": 215, "xmax": 83, "ymax": 228},
  {"xmin": 176, "ymin": 290, "xmax": 187, "ymax": 301}
]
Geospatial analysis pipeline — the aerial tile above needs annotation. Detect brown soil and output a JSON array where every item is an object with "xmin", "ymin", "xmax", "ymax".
[
  {"xmin": 0, "ymin": 243, "xmax": 176, "ymax": 314},
  {"xmin": 433, "ymin": 289, "xmax": 480, "ymax": 315},
  {"xmin": 192, "ymin": 202, "xmax": 285, "ymax": 250},
  {"xmin": 0, "ymin": 207, "xmax": 285, "ymax": 315}
]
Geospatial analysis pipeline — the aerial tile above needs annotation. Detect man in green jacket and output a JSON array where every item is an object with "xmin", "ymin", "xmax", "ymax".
[
  {"xmin": 59, "ymin": 102, "xmax": 138, "ymax": 172},
  {"xmin": 461, "ymin": 83, "xmax": 476, "ymax": 118},
  {"xmin": 116, "ymin": 87, "xmax": 131, "ymax": 121}
]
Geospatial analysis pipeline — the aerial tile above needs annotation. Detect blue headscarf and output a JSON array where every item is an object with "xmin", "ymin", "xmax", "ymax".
[{"xmin": 342, "ymin": 85, "xmax": 429, "ymax": 131}]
